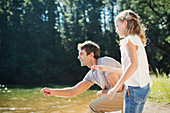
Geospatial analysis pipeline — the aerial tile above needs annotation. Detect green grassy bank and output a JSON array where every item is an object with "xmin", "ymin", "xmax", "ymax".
[{"xmin": 149, "ymin": 75, "xmax": 170, "ymax": 105}]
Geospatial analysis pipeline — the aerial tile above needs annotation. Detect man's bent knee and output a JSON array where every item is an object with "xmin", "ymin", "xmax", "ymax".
[{"xmin": 89, "ymin": 101, "xmax": 97, "ymax": 112}]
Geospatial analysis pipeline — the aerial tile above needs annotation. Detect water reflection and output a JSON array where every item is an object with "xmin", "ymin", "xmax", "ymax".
[
  {"xmin": 0, "ymin": 84, "xmax": 11, "ymax": 94},
  {"xmin": 0, "ymin": 85, "xmax": 97, "ymax": 113}
]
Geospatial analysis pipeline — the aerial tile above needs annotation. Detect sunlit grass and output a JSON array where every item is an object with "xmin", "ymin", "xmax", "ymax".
[{"xmin": 149, "ymin": 74, "xmax": 170, "ymax": 105}]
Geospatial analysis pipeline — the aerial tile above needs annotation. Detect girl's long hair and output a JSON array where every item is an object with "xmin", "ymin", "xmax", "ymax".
[{"xmin": 115, "ymin": 10, "xmax": 147, "ymax": 46}]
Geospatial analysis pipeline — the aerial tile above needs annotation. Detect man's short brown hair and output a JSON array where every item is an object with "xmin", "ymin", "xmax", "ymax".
[{"xmin": 77, "ymin": 41, "xmax": 100, "ymax": 59}]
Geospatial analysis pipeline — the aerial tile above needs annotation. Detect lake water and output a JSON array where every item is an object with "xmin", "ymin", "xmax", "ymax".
[{"xmin": 0, "ymin": 86, "xmax": 121, "ymax": 113}]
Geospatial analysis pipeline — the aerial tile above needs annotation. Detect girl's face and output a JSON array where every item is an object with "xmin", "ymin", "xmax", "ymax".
[{"xmin": 115, "ymin": 19, "xmax": 127, "ymax": 38}]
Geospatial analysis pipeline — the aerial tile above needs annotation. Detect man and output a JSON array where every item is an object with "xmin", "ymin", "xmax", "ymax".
[{"xmin": 40, "ymin": 41, "xmax": 126, "ymax": 113}]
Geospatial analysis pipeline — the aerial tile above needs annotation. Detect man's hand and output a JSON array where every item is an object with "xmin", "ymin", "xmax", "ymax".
[
  {"xmin": 40, "ymin": 88, "xmax": 53, "ymax": 97},
  {"xmin": 97, "ymin": 90, "xmax": 105, "ymax": 98}
]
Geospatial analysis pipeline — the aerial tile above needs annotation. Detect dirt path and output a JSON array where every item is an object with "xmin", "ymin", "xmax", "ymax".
[
  {"xmin": 105, "ymin": 101, "xmax": 170, "ymax": 113},
  {"xmin": 143, "ymin": 101, "xmax": 170, "ymax": 113}
]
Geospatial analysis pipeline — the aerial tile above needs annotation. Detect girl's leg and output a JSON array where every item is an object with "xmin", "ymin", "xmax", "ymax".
[{"xmin": 125, "ymin": 84, "xmax": 150, "ymax": 113}]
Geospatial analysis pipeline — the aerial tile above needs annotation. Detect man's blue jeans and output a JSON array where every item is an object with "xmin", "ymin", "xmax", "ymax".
[{"xmin": 125, "ymin": 84, "xmax": 150, "ymax": 113}]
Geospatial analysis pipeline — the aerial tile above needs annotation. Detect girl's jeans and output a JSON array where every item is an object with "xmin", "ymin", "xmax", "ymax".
[{"xmin": 125, "ymin": 84, "xmax": 150, "ymax": 113}]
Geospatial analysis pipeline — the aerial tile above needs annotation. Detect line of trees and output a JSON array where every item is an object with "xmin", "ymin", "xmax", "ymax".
[{"xmin": 0, "ymin": 0, "xmax": 169, "ymax": 85}]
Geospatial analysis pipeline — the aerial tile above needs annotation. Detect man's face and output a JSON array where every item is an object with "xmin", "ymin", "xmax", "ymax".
[{"xmin": 78, "ymin": 49, "xmax": 91, "ymax": 66}]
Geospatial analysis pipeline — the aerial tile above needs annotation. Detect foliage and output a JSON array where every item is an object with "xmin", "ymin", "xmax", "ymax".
[
  {"xmin": 0, "ymin": 0, "xmax": 119, "ymax": 84},
  {"xmin": 117, "ymin": 0, "xmax": 170, "ymax": 75},
  {"xmin": 0, "ymin": 0, "xmax": 169, "ymax": 84}
]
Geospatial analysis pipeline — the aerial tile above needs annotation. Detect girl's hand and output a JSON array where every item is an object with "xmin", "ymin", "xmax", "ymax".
[
  {"xmin": 107, "ymin": 87, "xmax": 117, "ymax": 99},
  {"xmin": 91, "ymin": 65, "xmax": 107, "ymax": 71}
]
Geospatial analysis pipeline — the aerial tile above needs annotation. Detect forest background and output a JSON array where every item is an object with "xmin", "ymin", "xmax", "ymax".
[{"xmin": 0, "ymin": 0, "xmax": 169, "ymax": 85}]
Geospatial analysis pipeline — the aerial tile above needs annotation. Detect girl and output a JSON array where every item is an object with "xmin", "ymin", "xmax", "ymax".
[{"xmin": 92, "ymin": 10, "xmax": 152, "ymax": 113}]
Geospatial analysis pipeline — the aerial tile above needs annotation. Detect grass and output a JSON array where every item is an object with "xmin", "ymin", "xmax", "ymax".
[{"xmin": 149, "ymin": 74, "xmax": 170, "ymax": 105}]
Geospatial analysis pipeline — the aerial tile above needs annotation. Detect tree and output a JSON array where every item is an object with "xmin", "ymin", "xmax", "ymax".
[
  {"xmin": 1, "ymin": 0, "xmax": 168, "ymax": 85},
  {"xmin": 117, "ymin": 0, "xmax": 170, "ymax": 75}
]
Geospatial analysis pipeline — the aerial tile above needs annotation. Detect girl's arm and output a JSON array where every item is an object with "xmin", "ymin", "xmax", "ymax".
[
  {"xmin": 92, "ymin": 65, "xmax": 123, "ymax": 75},
  {"xmin": 107, "ymin": 40, "xmax": 138, "ymax": 99}
]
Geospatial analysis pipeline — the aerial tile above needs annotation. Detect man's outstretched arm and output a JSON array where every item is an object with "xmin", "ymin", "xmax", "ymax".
[{"xmin": 40, "ymin": 81, "xmax": 93, "ymax": 97}]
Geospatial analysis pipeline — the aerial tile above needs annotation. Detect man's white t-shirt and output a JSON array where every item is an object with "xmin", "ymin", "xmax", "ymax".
[{"xmin": 83, "ymin": 56, "xmax": 122, "ymax": 89}]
